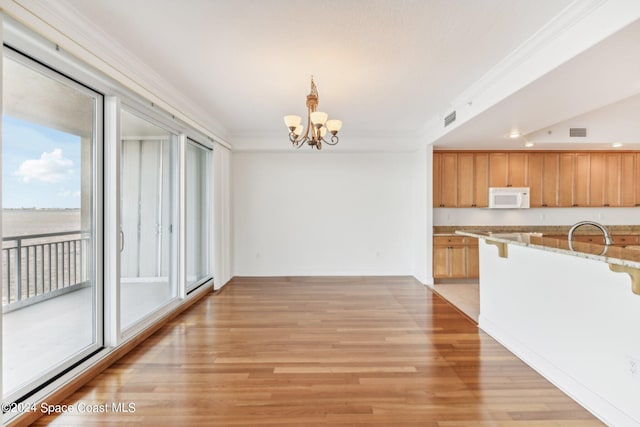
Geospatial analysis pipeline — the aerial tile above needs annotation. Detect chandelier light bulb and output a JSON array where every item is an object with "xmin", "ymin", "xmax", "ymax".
[
  {"xmin": 310, "ymin": 111, "xmax": 328, "ymax": 126},
  {"xmin": 320, "ymin": 126, "xmax": 327, "ymax": 138},
  {"xmin": 326, "ymin": 119, "xmax": 342, "ymax": 134},
  {"xmin": 284, "ymin": 115, "xmax": 302, "ymax": 129}
]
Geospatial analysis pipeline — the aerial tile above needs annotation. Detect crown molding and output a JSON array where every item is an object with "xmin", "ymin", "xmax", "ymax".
[{"xmin": 2, "ymin": 0, "xmax": 231, "ymax": 148}]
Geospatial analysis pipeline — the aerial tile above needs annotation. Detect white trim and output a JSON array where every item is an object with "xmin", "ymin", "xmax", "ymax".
[
  {"xmin": 178, "ymin": 134, "xmax": 187, "ymax": 299},
  {"xmin": 0, "ymin": 11, "xmax": 4, "ymax": 402},
  {"xmin": 104, "ymin": 96, "xmax": 121, "ymax": 347}
]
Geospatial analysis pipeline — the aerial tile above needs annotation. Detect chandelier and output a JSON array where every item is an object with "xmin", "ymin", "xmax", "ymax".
[{"xmin": 283, "ymin": 76, "xmax": 342, "ymax": 150}]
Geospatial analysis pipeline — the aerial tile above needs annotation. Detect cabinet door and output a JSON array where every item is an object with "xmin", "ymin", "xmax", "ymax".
[
  {"xmin": 558, "ymin": 153, "xmax": 574, "ymax": 207},
  {"xmin": 449, "ymin": 246, "xmax": 466, "ymax": 278},
  {"xmin": 440, "ymin": 153, "xmax": 458, "ymax": 207},
  {"xmin": 433, "ymin": 152, "xmax": 441, "ymax": 207},
  {"xmin": 433, "ymin": 244, "xmax": 449, "ymax": 278},
  {"xmin": 603, "ymin": 153, "xmax": 620, "ymax": 207},
  {"xmin": 474, "ymin": 153, "xmax": 489, "ymax": 207},
  {"xmin": 466, "ymin": 240, "xmax": 479, "ymax": 278},
  {"xmin": 489, "ymin": 153, "xmax": 508, "ymax": 187},
  {"xmin": 527, "ymin": 153, "xmax": 543, "ymax": 207},
  {"xmin": 574, "ymin": 153, "xmax": 590, "ymax": 206},
  {"xmin": 589, "ymin": 153, "xmax": 605, "ymax": 206},
  {"xmin": 508, "ymin": 153, "xmax": 528, "ymax": 187},
  {"xmin": 542, "ymin": 153, "xmax": 559, "ymax": 207},
  {"xmin": 620, "ymin": 153, "xmax": 636, "ymax": 207},
  {"xmin": 457, "ymin": 153, "xmax": 475, "ymax": 207},
  {"xmin": 636, "ymin": 153, "xmax": 640, "ymax": 206}
]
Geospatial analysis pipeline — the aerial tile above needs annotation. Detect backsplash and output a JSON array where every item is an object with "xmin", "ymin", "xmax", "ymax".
[{"xmin": 433, "ymin": 207, "xmax": 640, "ymax": 227}]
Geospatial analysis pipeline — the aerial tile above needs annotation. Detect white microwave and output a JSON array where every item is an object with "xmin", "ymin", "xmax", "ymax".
[{"xmin": 488, "ymin": 187, "xmax": 530, "ymax": 209}]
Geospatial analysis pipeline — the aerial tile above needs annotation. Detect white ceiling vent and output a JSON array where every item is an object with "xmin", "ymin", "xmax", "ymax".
[
  {"xmin": 444, "ymin": 111, "xmax": 456, "ymax": 127},
  {"xmin": 569, "ymin": 127, "xmax": 587, "ymax": 137}
]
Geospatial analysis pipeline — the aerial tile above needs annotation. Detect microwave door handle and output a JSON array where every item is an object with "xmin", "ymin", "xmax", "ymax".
[{"xmin": 516, "ymin": 193, "xmax": 522, "ymax": 207}]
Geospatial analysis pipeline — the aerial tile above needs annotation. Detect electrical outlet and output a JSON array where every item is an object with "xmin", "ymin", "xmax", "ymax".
[{"xmin": 629, "ymin": 356, "xmax": 640, "ymax": 380}]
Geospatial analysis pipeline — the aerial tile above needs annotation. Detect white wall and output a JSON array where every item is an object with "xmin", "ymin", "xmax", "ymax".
[
  {"xmin": 213, "ymin": 143, "xmax": 233, "ymax": 288},
  {"xmin": 233, "ymin": 151, "xmax": 418, "ymax": 277},
  {"xmin": 413, "ymin": 144, "xmax": 431, "ymax": 284},
  {"xmin": 434, "ymin": 206, "xmax": 640, "ymax": 227}
]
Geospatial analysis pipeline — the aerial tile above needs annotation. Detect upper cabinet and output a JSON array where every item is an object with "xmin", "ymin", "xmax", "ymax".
[
  {"xmin": 434, "ymin": 152, "xmax": 489, "ymax": 207},
  {"xmin": 433, "ymin": 150, "xmax": 640, "ymax": 208}
]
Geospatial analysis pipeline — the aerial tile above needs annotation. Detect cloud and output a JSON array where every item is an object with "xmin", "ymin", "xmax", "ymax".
[{"xmin": 14, "ymin": 148, "xmax": 74, "ymax": 183}]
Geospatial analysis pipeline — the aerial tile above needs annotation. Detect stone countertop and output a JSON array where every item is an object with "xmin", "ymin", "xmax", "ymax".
[
  {"xmin": 456, "ymin": 230, "xmax": 640, "ymax": 269},
  {"xmin": 434, "ymin": 225, "xmax": 640, "ymax": 235}
]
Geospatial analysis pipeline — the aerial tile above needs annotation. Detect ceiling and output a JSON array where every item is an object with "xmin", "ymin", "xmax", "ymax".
[{"xmin": 53, "ymin": 0, "xmax": 639, "ymax": 150}]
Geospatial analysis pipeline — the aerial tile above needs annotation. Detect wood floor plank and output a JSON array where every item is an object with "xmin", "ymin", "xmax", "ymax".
[{"xmin": 31, "ymin": 277, "xmax": 603, "ymax": 426}]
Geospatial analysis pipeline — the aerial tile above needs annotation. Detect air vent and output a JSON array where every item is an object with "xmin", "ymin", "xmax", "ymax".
[
  {"xmin": 444, "ymin": 111, "xmax": 456, "ymax": 127},
  {"xmin": 569, "ymin": 127, "xmax": 587, "ymax": 137}
]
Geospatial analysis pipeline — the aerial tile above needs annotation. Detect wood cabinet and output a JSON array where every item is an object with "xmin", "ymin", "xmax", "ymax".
[
  {"xmin": 589, "ymin": 153, "xmax": 605, "ymax": 206},
  {"xmin": 433, "ymin": 152, "xmax": 489, "ymax": 208},
  {"xmin": 573, "ymin": 153, "xmax": 590, "ymax": 206},
  {"xmin": 489, "ymin": 153, "xmax": 508, "ymax": 187},
  {"xmin": 433, "ymin": 236, "xmax": 478, "ymax": 279},
  {"xmin": 457, "ymin": 153, "xmax": 475, "ymax": 207},
  {"xmin": 434, "ymin": 150, "xmax": 640, "ymax": 208},
  {"xmin": 474, "ymin": 154, "xmax": 489, "ymax": 207},
  {"xmin": 636, "ymin": 153, "xmax": 640, "ymax": 207},
  {"xmin": 620, "ymin": 153, "xmax": 636, "ymax": 207},
  {"xmin": 433, "ymin": 152, "xmax": 457, "ymax": 207},
  {"xmin": 527, "ymin": 153, "xmax": 543, "ymax": 207},
  {"xmin": 508, "ymin": 153, "xmax": 528, "ymax": 187},
  {"xmin": 489, "ymin": 153, "xmax": 527, "ymax": 187}
]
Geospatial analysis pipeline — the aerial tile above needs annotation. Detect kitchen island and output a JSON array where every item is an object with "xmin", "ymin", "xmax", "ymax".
[{"xmin": 457, "ymin": 230, "xmax": 640, "ymax": 427}]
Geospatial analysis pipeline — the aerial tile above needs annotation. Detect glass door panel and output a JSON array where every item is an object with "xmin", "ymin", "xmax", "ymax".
[
  {"xmin": 120, "ymin": 109, "xmax": 177, "ymax": 330},
  {"xmin": 186, "ymin": 140, "xmax": 212, "ymax": 291},
  {"xmin": 2, "ymin": 50, "xmax": 102, "ymax": 400}
]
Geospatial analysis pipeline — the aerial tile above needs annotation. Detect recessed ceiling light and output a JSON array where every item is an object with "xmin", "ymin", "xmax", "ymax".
[
  {"xmin": 509, "ymin": 131, "xmax": 521, "ymax": 139},
  {"xmin": 524, "ymin": 142, "xmax": 535, "ymax": 147},
  {"xmin": 612, "ymin": 142, "xmax": 623, "ymax": 148}
]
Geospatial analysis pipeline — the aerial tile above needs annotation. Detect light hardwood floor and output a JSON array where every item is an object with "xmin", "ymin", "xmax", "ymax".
[{"xmin": 33, "ymin": 276, "xmax": 602, "ymax": 426}]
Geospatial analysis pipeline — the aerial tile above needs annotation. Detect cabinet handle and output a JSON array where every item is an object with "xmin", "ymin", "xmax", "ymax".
[
  {"xmin": 542, "ymin": 204, "xmax": 548, "ymax": 207},
  {"xmin": 471, "ymin": 204, "xmax": 476, "ymax": 207},
  {"xmin": 604, "ymin": 204, "xmax": 610, "ymax": 207},
  {"xmin": 572, "ymin": 204, "xmax": 578, "ymax": 207}
]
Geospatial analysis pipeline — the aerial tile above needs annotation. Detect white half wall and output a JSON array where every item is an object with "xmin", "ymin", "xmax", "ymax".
[
  {"xmin": 478, "ymin": 241, "xmax": 640, "ymax": 426},
  {"xmin": 233, "ymin": 151, "xmax": 418, "ymax": 277}
]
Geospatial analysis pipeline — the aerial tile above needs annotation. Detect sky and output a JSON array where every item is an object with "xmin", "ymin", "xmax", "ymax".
[{"xmin": 2, "ymin": 115, "xmax": 82, "ymax": 209}]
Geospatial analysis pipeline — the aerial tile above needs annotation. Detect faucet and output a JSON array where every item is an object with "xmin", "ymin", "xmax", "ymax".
[{"xmin": 568, "ymin": 220, "xmax": 613, "ymax": 247}]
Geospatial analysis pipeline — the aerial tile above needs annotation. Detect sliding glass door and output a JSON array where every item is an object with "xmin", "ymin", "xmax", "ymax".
[
  {"xmin": 2, "ymin": 49, "xmax": 102, "ymax": 400},
  {"xmin": 120, "ymin": 109, "xmax": 178, "ymax": 330},
  {"xmin": 186, "ymin": 140, "xmax": 212, "ymax": 292}
]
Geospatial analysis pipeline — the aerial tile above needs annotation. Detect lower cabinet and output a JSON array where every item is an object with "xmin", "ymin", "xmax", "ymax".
[{"xmin": 433, "ymin": 236, "xmax": 479, "ymax": 279}]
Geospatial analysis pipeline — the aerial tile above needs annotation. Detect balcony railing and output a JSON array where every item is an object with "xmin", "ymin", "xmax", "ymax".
[{"xmin": 2, "ymin": 230, "xmax": 90, "ymax": 312}]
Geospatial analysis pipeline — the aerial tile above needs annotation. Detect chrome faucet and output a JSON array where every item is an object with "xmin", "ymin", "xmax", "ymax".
[{"xmin": 568, "ymin": 220, "xmax": 613, "ymax": 246}]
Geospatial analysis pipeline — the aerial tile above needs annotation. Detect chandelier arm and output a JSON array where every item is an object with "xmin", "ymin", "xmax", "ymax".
[{"xmin": 321, "ymin": 135, "xmax": 340, "ymax": 145}]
